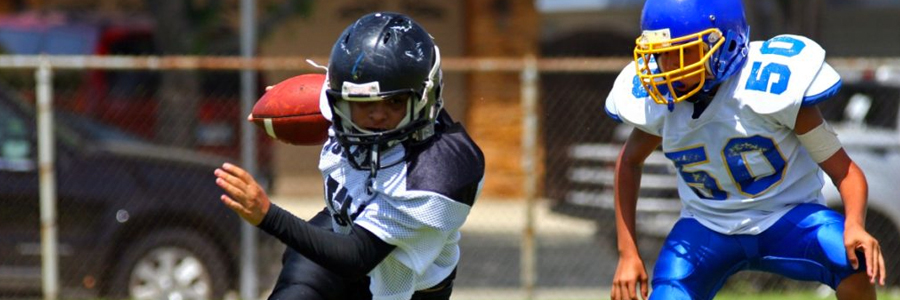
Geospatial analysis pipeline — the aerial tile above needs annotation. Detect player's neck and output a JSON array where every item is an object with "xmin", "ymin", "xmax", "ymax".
[{"xmin": 688, "ymin": 86, "xmax": 719, "ymax": 119}]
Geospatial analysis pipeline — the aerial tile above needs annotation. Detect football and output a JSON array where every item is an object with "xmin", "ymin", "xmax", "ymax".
[{"xmin": 249, "ymin": 73, "xmax": 331, "ymax": 145}]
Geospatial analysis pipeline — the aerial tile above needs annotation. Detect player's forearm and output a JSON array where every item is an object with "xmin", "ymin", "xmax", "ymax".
[
  {"xmin": 258, "ymin": 204, "xmax": 395, "ymax": 278},
  {"xmin": 836, "ymin": 162, "xmax": 869, "ymax": 227},
  {"xmin": 820, "ymin": 150, "xmax": 869, "ymax": 227},
  {"xmin": 614, "ymin": 163, "xmax": 643, "ymax": 257}
]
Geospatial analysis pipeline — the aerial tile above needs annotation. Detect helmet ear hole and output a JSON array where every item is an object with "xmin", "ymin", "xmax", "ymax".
[{"xmin": 728, "ymin": 40, "xmax": 737, "ymax": 52}]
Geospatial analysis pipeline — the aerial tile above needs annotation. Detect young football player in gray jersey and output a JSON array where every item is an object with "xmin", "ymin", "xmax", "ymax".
[{"xmin": 215, "ymin": 12, "xmax": 484, "ymax": 300}]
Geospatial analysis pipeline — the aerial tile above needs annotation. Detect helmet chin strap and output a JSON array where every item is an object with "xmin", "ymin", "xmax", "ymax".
[
  {"xmin": 366, "ymin": 144, "xmax": 380, "ymax": 195},
  {"xmin": 337, "ymin": 143, "xmax": 380, "ymax": 226}
]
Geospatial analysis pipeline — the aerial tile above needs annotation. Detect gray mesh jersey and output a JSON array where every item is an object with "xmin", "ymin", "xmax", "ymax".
[{"xmin": 317, "ymin": 118, "xmax": 484, "ymax": 300}]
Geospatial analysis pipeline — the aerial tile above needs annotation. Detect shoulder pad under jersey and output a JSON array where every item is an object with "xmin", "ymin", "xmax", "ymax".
[
  {"xmin": 605, "ymin": 61, "xmax": 669, "ymax": 136},
  {"xmin": 733, "ymin": 35, "xmax": 838, "ymax": 118}
]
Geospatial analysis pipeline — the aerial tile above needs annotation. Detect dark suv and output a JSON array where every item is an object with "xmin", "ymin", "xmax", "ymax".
[{"xmin": 0, "ymin": 81, "xmax": 276, "ymax": 299}]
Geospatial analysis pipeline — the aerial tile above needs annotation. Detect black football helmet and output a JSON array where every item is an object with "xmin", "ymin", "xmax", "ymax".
[{"xmin": 325, "ymin": 12, "xmax": 443, "ymax": 175}]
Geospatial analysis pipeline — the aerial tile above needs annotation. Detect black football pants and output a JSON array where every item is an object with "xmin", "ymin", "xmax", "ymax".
[{"xmin": 266, "ymin": 209, "xmax": 453, "ymax": 300}]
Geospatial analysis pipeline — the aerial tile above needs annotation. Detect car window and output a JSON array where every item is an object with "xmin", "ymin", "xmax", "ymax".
[
  {"xmin": 106, "ymin": 70, "xmax": 159, "ymax": 100},
  {"xmin": 56, "ymin": 110, "xmax": 142, "ymax": 143},
  {"xmin": 105, "ymin": 32, "xmax": 159, "ymax": 100},
  {"xmin": 0, "ymin": 101, "xmax": 35, "ymax": 172}
]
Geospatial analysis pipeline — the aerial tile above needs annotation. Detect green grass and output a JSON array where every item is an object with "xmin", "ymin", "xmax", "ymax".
[
  {"xmin": 547, "ymin": 291, "xmax": 900, "ymax": 300},
  {"xmin": 714, "ymin": 292, "xmax": 828, "ymax": 300},
  {"xmin": 713, "ymin": 291, "xmax": 900, "ymax": 300}
]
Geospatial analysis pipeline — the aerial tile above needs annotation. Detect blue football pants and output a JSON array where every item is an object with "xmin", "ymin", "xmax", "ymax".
[{"xmin": 650, "ymin": 203, "xmax": 866, "ymax": 300}]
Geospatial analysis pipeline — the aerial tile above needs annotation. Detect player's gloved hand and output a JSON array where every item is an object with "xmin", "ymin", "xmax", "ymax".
[
  {"xmin": 611, "ymin": 253, "xmax": 649, "ymax": 300},
  {"xmin": 215, "ymin": 162, "xmax": 271, "ymax": 226},
  {"xmin": 844, "ymin": 222, "xmax": 886, "ymax": 286}
]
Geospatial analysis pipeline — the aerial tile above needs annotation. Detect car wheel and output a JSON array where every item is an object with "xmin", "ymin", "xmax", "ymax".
[{"xmin": 108, "ymin": 229, "xmax": 229, "ymax": 300}]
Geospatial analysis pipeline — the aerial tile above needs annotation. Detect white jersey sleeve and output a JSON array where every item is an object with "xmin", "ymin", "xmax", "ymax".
[
  {"xmin": 355, "ymin": 192, "xmax": 469, "ymax": 300},
  {"xmin": 803, "ymin": 61, "xmax": 842, "ymax": 105},
  {"xmin": 605, "ymin": 62, "xmax": 669, "ymax": 136},
  {"xmin": 354, "ymin": 191, "xmax": 469, "ymax": 274},
  {"xmin": 733, "ymin": 34, "xmax": 839, "ymax": 129}
]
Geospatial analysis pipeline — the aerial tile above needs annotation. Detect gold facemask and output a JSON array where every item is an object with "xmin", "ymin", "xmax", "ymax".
[{"xmin": 633, "ymin": 28, "xmax": 724, "ymax": 106}]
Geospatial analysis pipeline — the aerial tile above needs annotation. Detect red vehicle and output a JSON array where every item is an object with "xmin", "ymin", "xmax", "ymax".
[{"xmin": 0, "ymin": 11, "xmax": 273, "ymax": 180}]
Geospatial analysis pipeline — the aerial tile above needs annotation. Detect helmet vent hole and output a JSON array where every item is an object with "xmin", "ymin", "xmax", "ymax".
[
  {"xmin": 344, "ymin": 34, "xmax": 351, "ymax": 44},
  {"xmin": 728, "ymin": 41, "xmax": 737, "ymax": 52},
  {"xmin": 383, "ymin": 32, "xmax": 392, "ymax": 43}
]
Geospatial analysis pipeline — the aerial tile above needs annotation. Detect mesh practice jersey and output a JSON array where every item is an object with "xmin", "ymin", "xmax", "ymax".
[
  {"xmin": 317, "ymin": 115, "xmax": 485, "ymax": 300},
  {"xmin": 606, "ymin": 34, "xmax": 843, "ymax": 235}
]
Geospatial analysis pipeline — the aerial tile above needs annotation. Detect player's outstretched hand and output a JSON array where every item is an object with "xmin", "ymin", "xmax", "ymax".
[
  {"xmin": 844, "ymin": 223, "xmax": 886, "ymax": 286},
  {"xmin": 611, "ymin": 254, "xmax": 649, "ymax": 300},
  {"xmin": 214, "ymin": 162, "xmax": 271, "ymax": 226}
]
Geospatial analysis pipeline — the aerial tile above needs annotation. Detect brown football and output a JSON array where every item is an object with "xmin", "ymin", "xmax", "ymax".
[{"xmin": 249, "ymin": 74, "xmax": 330, "ymax": 145}]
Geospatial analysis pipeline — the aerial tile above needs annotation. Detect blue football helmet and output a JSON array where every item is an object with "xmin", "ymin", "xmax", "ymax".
[{"xmin": 634, "ymin": 0, "xmax": 749, "ymax": 106}]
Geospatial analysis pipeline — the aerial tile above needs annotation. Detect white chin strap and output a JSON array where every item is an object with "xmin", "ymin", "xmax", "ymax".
[{"xmin": 319, "ymin": 77, "xmax": 333, "ymax": 122}]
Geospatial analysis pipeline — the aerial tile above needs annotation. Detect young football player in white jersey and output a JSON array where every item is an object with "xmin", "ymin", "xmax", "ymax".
[
  {"xmin": 605, "ymin": 0, "xmax": 886, "ymax": 299},
  {"xmin": 214, "ymin": 12, "xmax": 484, "ymax": 300}
]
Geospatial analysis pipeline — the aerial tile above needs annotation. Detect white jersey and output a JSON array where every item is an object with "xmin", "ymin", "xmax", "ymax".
[
  {"xmin": 317, "ymin": 119, "xmax": 484, "ymax": 300},
  {"xmin": 606, "ymin": 35, "xmax": 843, "ymax": 235}
]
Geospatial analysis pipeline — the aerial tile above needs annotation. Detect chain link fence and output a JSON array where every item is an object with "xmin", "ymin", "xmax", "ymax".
[
  {"xmin": 0, "ymin": 55, "xmax": 899, "ymax": 300},
  {"xmin": 0, "ymin": 60, "xmax": 284, "ymax": 300}
]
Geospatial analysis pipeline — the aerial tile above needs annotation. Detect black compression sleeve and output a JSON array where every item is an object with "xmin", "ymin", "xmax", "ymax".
[{"xmin": 258, "ymin": 204, "xmax": 396, "ymax": 279}]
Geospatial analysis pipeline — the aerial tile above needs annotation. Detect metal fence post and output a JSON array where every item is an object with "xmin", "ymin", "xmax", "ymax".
[
  {"xmin": 36, "ymin": 56, "xmax": 58, "ymax": 300},
  {"xmin": 240, "ymin": 0, "xmax": 260, "ymax": 299},
  {"xmin": 520, "ymin": 55, "xmax": 539, "ymax": 300}
]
